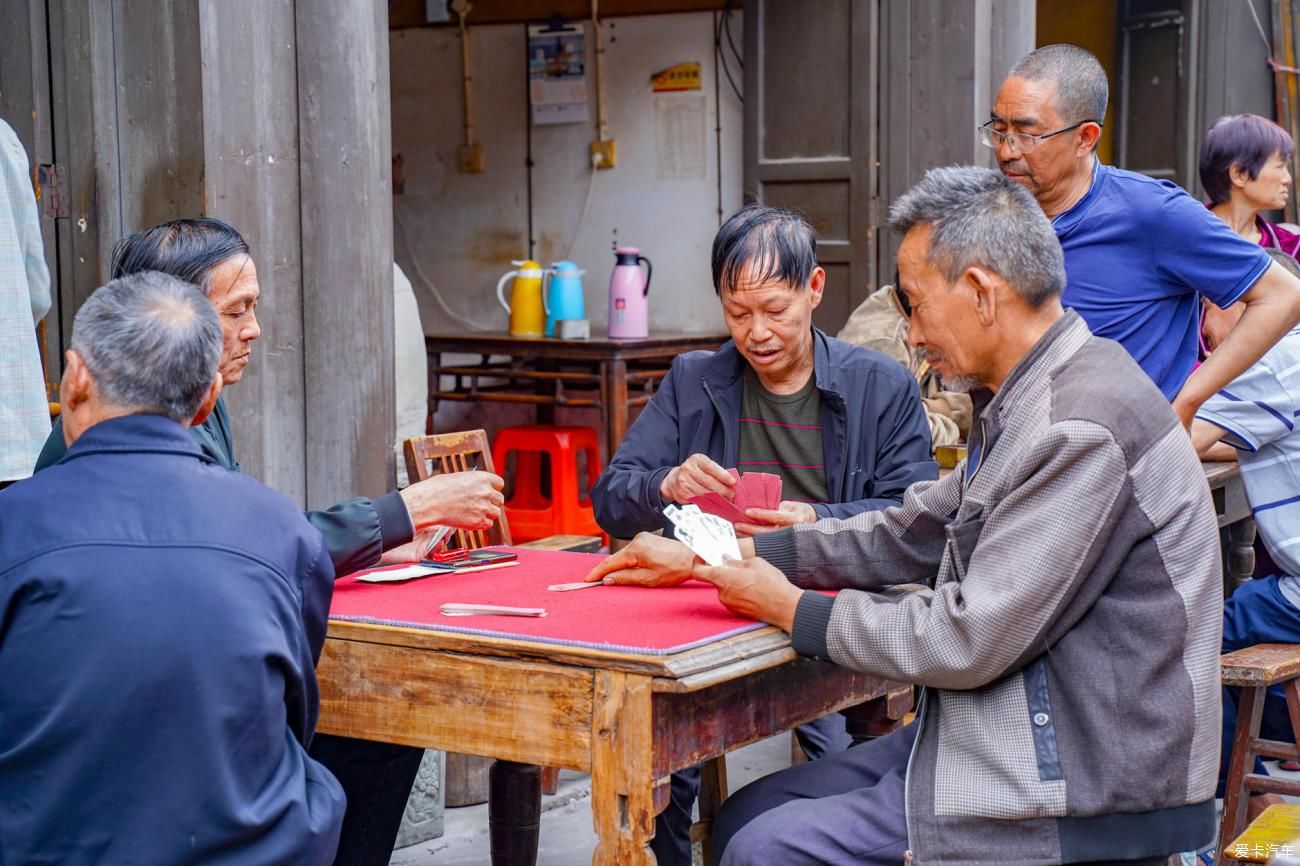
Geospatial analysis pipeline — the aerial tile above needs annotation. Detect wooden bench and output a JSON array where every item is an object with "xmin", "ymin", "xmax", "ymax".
[
  {"xmin": 1217, "ymin": 644, "xmax": 1300, "ymax": 865},
  {"xmin": 1223, "ymin": 803, "xmax": 1300, "ymax": 863}
]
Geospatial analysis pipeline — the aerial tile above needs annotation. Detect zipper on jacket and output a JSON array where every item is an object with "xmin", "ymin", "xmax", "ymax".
[
  {"xmin": 701, "ymin": 380, "xmax": 736, "ymax": 467},
  {"xmin": 904, "ymin": 687, "xmax": 925, "ymax": 861}
]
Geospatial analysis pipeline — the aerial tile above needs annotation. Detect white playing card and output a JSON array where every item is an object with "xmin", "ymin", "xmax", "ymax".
[{"xmin": 665, "ymin": 504, "xmax": 741, "ymax": 566}]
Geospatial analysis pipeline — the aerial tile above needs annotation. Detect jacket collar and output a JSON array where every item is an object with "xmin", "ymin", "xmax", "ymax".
[
  {"xmin": 701, "ymin": 327, "xmax": 842, "ymax": 398},
  {"xmin": 972, "ymin": 309, "xmax": 1090, "ymax": 432},
  {"xmin": 60, "ymin": 413, "xmax": 215, "ymax": 464}
]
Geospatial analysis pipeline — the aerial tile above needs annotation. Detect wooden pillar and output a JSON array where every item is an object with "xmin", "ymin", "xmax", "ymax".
[
  {"xmin": 197, "ymin": 0, "xmax": 308, "ymax": 503},
  {"xmin": 31, "ymin": 0, "xmax": 396, "ymax": 507},
  {"xmin": 295, "ymin": 0, "xmax": 396, "ymax": 506}
]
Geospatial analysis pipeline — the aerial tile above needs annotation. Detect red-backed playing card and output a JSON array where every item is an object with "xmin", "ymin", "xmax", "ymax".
[{"xmin": 688, "ymin": 492, "xmax": 748, "ymax": 524}]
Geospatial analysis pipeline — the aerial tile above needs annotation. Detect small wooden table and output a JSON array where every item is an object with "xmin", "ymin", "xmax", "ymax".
[
  {"xmin": 425, "ymin": 332, "xmax": 729, "ymax": 460},
  {"xmin": 316, "ymin": 619, "xmax": 894, "ymax": 864}
]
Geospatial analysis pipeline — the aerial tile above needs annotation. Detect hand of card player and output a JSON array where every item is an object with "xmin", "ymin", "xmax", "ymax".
[
  {"xmin": 689, "ymin": 469, "xmax": 791, "ymax": 534},
  {"xmin": 733, "ymin": 500, "xmax": 819, "ymax": 535},
  {"xmin": 664, "ymin": 504, "xmax": 741, "ymax": 566}
]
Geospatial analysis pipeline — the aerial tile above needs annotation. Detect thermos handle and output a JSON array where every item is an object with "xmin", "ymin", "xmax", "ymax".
[
  {"xmin": 638, "ymin": 255, "xmax": 653, "ymax": 296},
  {"xmin": 496, "ymin": 271, "xmax": 517, "ymax": 313},
  {"xmin": 541, "ymin": 270, "xmax": 552, "ymax": 316}
]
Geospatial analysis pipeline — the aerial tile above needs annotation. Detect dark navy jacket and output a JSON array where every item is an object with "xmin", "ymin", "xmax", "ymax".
[
  {"xmin": 0, "ymin": 414, "xmax": 345, "ymax": 865},
  {"xmin": 593, "ymin": 328, "xmax": 938, "ymax": 537},
  {"xmin": 36, "ymin": 395, "xmax": 414, "ymax": 576}
]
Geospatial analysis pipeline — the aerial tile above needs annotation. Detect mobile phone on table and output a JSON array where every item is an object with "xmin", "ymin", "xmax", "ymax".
[{"xmin": 461, "ymin": 550, "xmax": 518, "ymax": 567}]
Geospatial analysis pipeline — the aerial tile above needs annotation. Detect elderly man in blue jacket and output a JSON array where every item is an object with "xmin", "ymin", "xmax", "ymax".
[
  {"xmin": 592, "ymin": 203, "xmax": 937, "ymax": 866},
  {"xmin": 0, "ymin": 270, "xmax": 344, "ymax": 865}
]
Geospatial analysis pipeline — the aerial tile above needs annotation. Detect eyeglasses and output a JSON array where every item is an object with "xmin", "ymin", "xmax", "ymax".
[{"xmin": 977, "ymin": 119, "xmax": 1101, "ymax": 154}]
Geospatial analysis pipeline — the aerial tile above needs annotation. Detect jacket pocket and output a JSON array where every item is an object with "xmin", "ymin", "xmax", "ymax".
[
  {"xmin": 943, "ymin": 509, "xmax": 986, "ymax": 582},
  {"xmin": 932, "ymin": 677, "xmax": 1068, "ymax": 819}
]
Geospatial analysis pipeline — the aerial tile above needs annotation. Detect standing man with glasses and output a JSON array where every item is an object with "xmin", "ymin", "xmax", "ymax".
[{"xmin": 984, "ymin": 44, "xmax": 1300, "ymax": 427}]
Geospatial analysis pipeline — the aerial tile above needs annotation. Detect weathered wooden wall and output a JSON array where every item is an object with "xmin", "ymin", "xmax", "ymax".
[
  {"xmin": 3, "ymin": 0, "xmax": 396, "ymax": 507},
  {"xmin": 878, "ymin": 0, "xmax": 1035, "ymax": 280}
]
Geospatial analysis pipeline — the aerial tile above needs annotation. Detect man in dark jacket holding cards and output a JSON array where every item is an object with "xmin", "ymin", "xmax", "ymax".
[{"xmin": 591, "ymin": 203, "xmax": 937, "ymax": 866}]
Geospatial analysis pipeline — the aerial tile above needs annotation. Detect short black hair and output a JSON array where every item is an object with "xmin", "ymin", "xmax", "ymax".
[
  {"xmin": 711, "ymin": 204, "xmax": 817, "ymax": 296},
  {"xmin": 1199, "ymin": 114, "xmax": 1296, "ymax": 206},
  {"xmin": 110, "ymin": 217, "xmax": 250, "ymax": 295}
]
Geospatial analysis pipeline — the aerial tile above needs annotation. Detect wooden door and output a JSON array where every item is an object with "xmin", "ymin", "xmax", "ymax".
[{"xmin": 743, "ymin": 0, "xmax": 878, "ymax": 334}]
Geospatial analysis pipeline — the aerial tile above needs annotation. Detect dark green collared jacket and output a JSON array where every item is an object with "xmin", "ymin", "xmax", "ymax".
[{"xmin": 35, "ymin": 395, "xmax": 412, "ymax": 576}]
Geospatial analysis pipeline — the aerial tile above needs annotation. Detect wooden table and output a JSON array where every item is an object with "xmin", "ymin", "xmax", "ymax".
[
  {"xmin": 316, "ymin": 618, "xmax": 895, "ymax": 864},
  {"xmin": 425, "ymin": 332, "xmax": 729, "ymax": 460}
]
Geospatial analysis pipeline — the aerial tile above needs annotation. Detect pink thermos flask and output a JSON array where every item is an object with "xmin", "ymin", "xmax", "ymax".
[{"xmin": 607, "ymin": 246, "xmax": 652, "ymax": 339}]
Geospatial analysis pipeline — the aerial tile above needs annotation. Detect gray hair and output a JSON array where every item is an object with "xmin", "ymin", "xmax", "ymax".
[
  {"xmin": 1007, "ymin": 44, "xmax": 1108, "ymax": 126},
  {"xmin": 888, "ymin": 165, "xmax": 1065, "ymax": 307},
  {"xmin": 70, "ymin": 270, "xmax": 222, "ymax": 422}
]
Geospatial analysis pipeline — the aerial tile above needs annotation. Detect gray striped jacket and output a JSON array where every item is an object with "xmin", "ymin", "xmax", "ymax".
[{"xmin": 755, "ymin": 311, "xmax": 1223, "ymax": 865}]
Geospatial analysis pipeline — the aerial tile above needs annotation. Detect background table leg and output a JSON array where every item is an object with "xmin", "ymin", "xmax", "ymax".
[
  {"xmin": 488, "ymin": 761, "xmax": 542, "ymax": 866},
  {"xmin": 590, "ymin": 670, "xmax": 656, "ymax": 865}
]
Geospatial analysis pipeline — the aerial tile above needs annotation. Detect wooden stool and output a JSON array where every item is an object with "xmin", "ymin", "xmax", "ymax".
[
  {"xmin": 1223, "ymin": 803, "xmax": 1300, "ymax": 863},
  {"xmin": 1217, "ymin": 644, "xmax": 1300, "ymax": 865}
]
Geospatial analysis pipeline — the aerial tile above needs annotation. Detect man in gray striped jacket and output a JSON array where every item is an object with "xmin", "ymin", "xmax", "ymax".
[{"xmin": 591, "ymin": 165, "xmax": 1224, "ymax": 865}]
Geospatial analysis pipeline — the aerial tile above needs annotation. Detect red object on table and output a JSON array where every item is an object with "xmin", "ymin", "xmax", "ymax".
[{"xmin": 331, "ymin": 547, "xmax": 767, "ymax": 655}]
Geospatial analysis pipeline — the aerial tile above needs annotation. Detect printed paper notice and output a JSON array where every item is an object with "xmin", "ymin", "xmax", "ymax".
[
  {"xmin": 655, "ymin": 93, "xmax": 707, "ymax": 180},
  {"xmin": 528, "ymin": 24, "xmax": 589, "ymax": 126}
]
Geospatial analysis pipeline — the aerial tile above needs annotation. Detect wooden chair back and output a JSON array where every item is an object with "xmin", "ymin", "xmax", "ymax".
[{"xmin": 403, "ymin": 429, "xmax": 513, "ymax": 549}]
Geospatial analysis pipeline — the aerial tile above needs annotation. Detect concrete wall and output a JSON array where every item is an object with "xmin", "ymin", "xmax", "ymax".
[
  {"xmin": 390, "ymin": 12, "xmax": 742, "ymax": 338},
  {"xmin": 390, "ymin": 11, "xmax": 743, "ymax": 440}
]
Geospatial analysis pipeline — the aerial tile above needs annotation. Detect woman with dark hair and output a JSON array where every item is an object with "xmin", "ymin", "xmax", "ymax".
[
  {"xmin": 35, "ymin": 217, "xmax": 505, "ymax": 866},
  {"xmin": 1200, "ymin": 113, "xmax": 1299, "ymax": 256}
]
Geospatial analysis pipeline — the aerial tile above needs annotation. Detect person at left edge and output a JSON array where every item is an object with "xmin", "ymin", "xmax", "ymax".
[
  {"xmin": 0, "ymin": 270, "xmax": 344, "ymax": 865},
  {"xmin": 31, "ymin": 218, "xmax": 499, "ymax": 866},
  {"xmin": 591, "ymin": 203, "xmax": 937, "ymax": 866}
]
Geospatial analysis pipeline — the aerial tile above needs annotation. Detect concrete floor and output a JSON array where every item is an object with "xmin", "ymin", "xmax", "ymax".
[{"xmin": 389, "ymin": 733, "xmax": 793, "ymax": 866}]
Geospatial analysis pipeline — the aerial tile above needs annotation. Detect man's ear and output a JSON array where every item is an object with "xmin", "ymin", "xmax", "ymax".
[
  {"xmin": 807, "ymin": 266, "xmax": 826, "ymax": 310},
  {"xmin": 61, "ymin": 350, "xmax": 92, "ymax": 412},
  {"xmin": 1076, "ymin": 121, "xmax": 1102, "ymax": 157},
  {"xmin": 188, "ymin": 372, "xmax": 223, "ymax": 428},
  {"xmin": 966, "ymin": 267, "xmax": 999, "ymax": 327}
]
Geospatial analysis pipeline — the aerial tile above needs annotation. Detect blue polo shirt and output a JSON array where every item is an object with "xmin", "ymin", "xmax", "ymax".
[{"xmin": 1053, "ymin": 160, "xmax": 1273, "ymax": 399}]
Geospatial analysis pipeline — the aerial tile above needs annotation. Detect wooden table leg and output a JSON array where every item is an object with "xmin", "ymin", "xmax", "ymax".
[
  {"xmin": 1226, "ymin": 518, "xmax": 1257, "ymax": 596},
  {"xmin": 488, "ymin": 760, "xmax": 542, "ymax": 866},
  {"xmin": 602, "ymin": 359, "xmax": 629, "ymax": 465},
  {"xmin": 591, "ymin": 670, "xmax": 656, "ymax": 865}
]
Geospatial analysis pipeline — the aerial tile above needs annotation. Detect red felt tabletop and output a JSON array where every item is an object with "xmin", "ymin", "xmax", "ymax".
[{"xmin": 329, "ymin": 547, "xmax": 766, "ymax": 655}]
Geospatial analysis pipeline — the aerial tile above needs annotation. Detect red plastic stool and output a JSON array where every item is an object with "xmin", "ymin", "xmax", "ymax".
[{"xmin": 492, "ymin": 425, "xmax": 607, "ymax": 543}]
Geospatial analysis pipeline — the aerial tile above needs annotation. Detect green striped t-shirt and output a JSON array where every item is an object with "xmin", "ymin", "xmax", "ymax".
[{"xmin": 737, "ymin": 373, "xmax": 828, "ymax": 504}]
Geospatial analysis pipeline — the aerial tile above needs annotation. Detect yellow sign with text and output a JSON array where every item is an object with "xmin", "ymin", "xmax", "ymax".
[{"xmin": 651, "ymin": 62, "xmax": 702, "ymax": 92}]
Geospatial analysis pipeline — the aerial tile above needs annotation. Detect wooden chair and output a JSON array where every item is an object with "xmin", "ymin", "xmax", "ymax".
[
  {"xmin": 1222, "ymin": 803, "xmax": 1300, "ymax": 863},
  {"xmin": 1217, "ymin": 644, "xmax": 1300, "ymax": 865},
  {"xmin": 403, "ymin": 429, "xmax": 601, "ymax": 556},
  {"xmin": 402, "ymin": 429, "xmax": 598, "ymax": 803}
]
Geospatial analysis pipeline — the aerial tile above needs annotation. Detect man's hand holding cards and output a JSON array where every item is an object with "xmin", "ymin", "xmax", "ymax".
[{"xmin": 663, "ymin": 504, "xmax": 742, "ymax": 566}]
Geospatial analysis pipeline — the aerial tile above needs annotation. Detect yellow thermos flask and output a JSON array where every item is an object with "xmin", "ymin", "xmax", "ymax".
[{"xmin": 496, "ymin": 260, "xmax": 548, "ymax": 337}]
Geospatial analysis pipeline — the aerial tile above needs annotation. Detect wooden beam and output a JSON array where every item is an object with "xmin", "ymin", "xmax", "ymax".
[{"xmin": 389, "ymin": 0, "xmax": 727, "ymax": 29}]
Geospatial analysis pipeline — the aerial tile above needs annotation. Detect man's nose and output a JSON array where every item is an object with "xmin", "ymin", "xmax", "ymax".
[
  {"xmin": 750, "ymin": 316, "xmax": 772, "ymax": 340},
  {"xmin": 243, "ymin": 313, "xmax": 262, "ymax": 342},
  {"xmin": 905, "ymin": 321, "xmax": 924, "ymax": 348}
]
